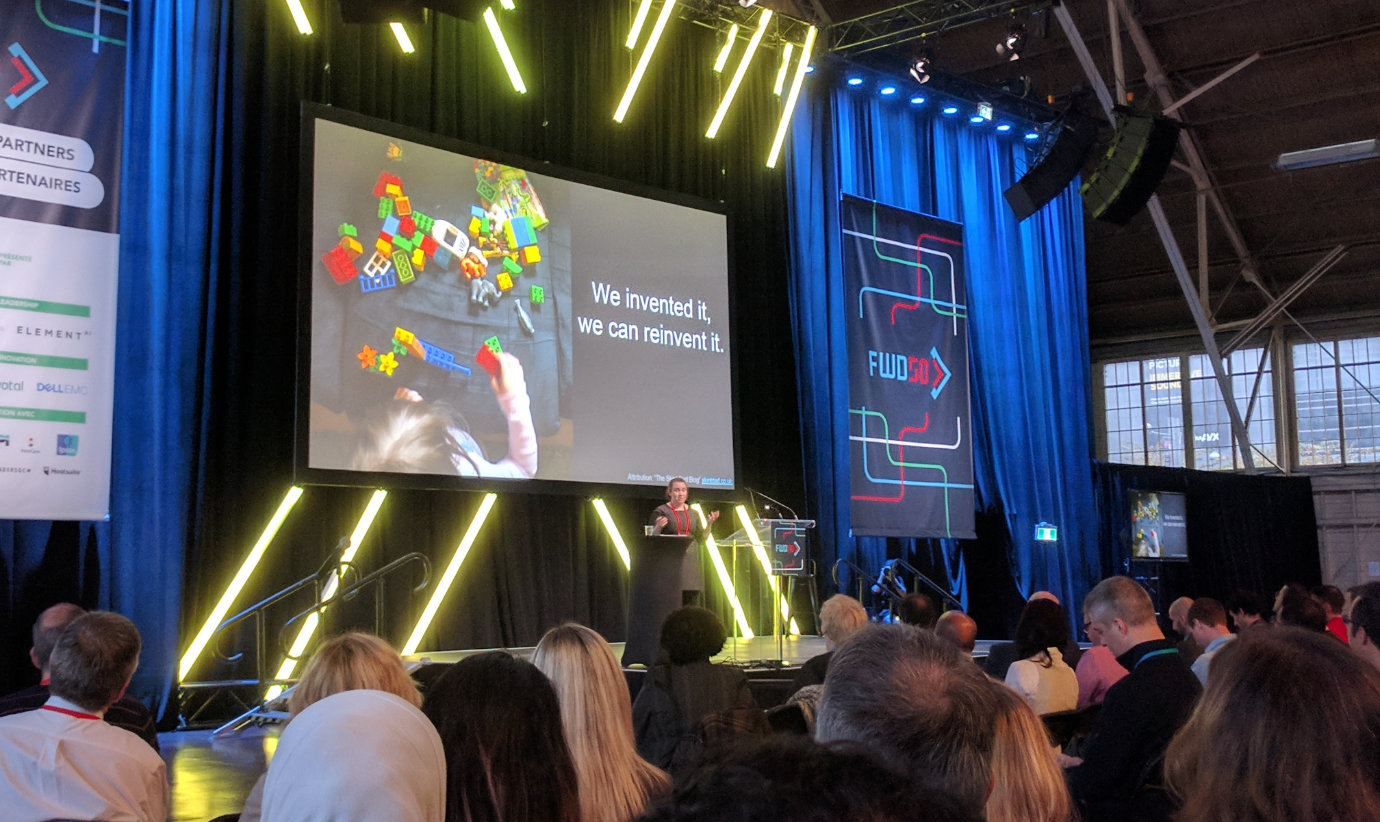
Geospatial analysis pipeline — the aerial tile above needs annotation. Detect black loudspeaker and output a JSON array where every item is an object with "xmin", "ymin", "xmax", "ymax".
[
  {"xmin": 337, "ymin": 0, "xmax": 478, "ymax": 24},
  {"xmin": 1080, "ymin": 108, "xmax": 1182, "ymax": 225},
  {"xmin": 1003, "ymin": 113, "xmax": 1101, "ymax": 222}
]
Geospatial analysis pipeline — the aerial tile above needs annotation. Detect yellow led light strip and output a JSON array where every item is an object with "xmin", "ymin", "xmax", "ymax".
[
  {"xmin": 773, "ymin": 42, "xmax": 794, "ymax": 96},
  {"xmin": 390, "ymin": 22, "xmax": 416, "ymax": 54},
  {"xmin": 178, "ymin": 486, "xmax": 304, "ymax": 683},
  {"xmin": 264, "ymin": 489, "xmax": 390, "ymax": 700},
  {"xmin": 766, "ymin": 25, "xmax": 817, "ymax": 169},
  {"xmin": 482, "ymin": 7, "xmax": 527, "ymax": 94},
  {"xmin": 692, "ymin": 504, "xmax": 754, "ymax": 639},
  {"xmin": 285, "ymin": 0, "xmax": 313, "ymax": 35},
  {"xmin": 613, "ymin": 0, "xmax": 678, "ymax": 123},
  {"xmin": 499, "ymin": 0, "xmax": 516, "ymax": 9},
  {"xmin": 401, "ymin": 492, "xmax": 499, "ymax": 655},
  {"xmin": 713, "ymin": 23, "xmax": 739, "ymax": 73},
  {"xmin": 591, "ymin": 499, "xmax": 632, "ymax": 570},
  {"xmin": 625, "ymin": 0, "xmax": 654, "ymax": 50},
  {"xmin": 705, "ymin": 8, "xmax": 772, "ymax": 139},
  {"xmin": 735, "ymin": 505, "xmax": 801, "ymax": 635}
]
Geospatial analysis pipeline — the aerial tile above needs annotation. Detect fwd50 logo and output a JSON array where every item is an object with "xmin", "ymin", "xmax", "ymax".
[{"xmin": 866, "ymin": 347, "xmax": 953, "ymax": 399}]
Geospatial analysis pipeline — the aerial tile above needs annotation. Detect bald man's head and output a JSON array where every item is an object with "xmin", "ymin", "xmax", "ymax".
[
  {"xmin": 936, "ymin": 610, "xmax": 978, "ymax": 654},
  {"xmin": 1029, "ymin": 591, "xmax": 1060, "ymax": 605},
  {"xmin": 32, "ymin": 602, "xmax": 87, "ymax": 674}
]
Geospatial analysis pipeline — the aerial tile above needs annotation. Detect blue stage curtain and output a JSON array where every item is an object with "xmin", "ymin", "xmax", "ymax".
[
  {"xmin": 0, "ymin": 3, "xmax": 227, "ymax": 716},
  {"xmin": 786, "ymin": 77, "xmax": 1100, "ymax": 613}
]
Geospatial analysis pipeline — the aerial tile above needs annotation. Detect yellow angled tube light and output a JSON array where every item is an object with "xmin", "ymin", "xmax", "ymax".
[
  {"xmin": 401, "ymin": 492, "xmax": 499, "ymax": 655},
  {"xmin": 773, "ymin": 42, "xmax": 794, "ymax": 95},
  {"xmin": 613, "ymin": 0, "xmax": 677, "ymax": 123},
  {"xmin": 285, "ymin": 0, "xmax": 313, "ymax": 35},
  {"xmin": 390, "ymin": 22, "xmax": 416, "ymax": 54},
  {"xmin": 625, "ymin": 0, "xmax": 655, "ymax": 49},
  {"xmin": 692, "ymin": 504, "xmax": 754, "ymax": 639},
  {"xmin": 735, "ymin": 505, "xmax": 800, "ymax": 635},
  {"xmin": 592, "ymin": 499, "xmax": 632, "ymax": 570},
  {"xmin": 178, "ymin": 486, "xmax": 304, "ymax": 683},
  {"xmin": 483, "ymin": 7, "xmax": 527, "ymax": 94},
  {"xmin": 713, "ymin": 23, "xmax": 739, "ymax": 73},
  {"xmin": 499, "ymin": 0, "xmax": 516, "ymax": 9},
  {"xmin": 705, "ymin": 8, "xmax": 772, "ymax": 139},
  {"xmin": 766, "ymin": 25, "xmax": 816, "ymax": 168},
  {"xmin": 264, "ymin": 489, "xmax": 389, "ymax": 700}
]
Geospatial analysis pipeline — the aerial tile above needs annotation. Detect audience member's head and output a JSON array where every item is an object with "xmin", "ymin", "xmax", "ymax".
[
  {"xmin": 289, "ymin": 631, "xmax": 421, "ymax": 715},
  {"xmin": 1347, "ymin": 582, "xmax": 1380, "ymax": 671},
  {"xmin": 1081, "ymin": 576, "xmax": 1160, "ymax": 657},
  {"xmin": 1165, "ymin": 627, "xmax": 1380, "ymax": 822},
  {"xmin": 534, "ymin": 623, "xmax": 669, "ymax": 822},
  {"xmin": 1275, "ymin": 594, "xmax": 1328, "ymax": 633},
  {"xmin": 263, "ymin": 689, "xmax": 446, "ymax": 822},
  {"xmin": 1311, "ymin": 584, "xmax": 1345, "ymax": 618},
  {"xmin": 935, "ymin": 610, "xmax": 978, "ymax": 655},
  {"xmin": 422, "ymin": 651, "xmax": 579, "ymax": 822},
  {"xmin": 1273, "ymin": 582, "xmax": 1311, "ymax": 619},
  {"xmin": 47, "ymin": 611, "xmax": 141, "ymax": 713},
  {"xmin": 29, "ymin": 602, "xmax": 86, "ymax": 674},
  {"xmin": 1012, "ymin": 598, "xmax": 1071, "ymax": 662},
  {"xmin": 985, "ymin": 681, "xmax": 1075, "ymax": 822},
  {"xmin": 816, "ymin": 623, "xmax": 999, "ymax": 816},
  {"xmin": 1184, "ymin": 597, "xmax": 1229, "ymax": 648},
  {"xmin": 1028, "ymin": 591, "xmax": 1060, "ymax": 605},
  {"xmin": 1225, "ymin": 589, "xmax": 1269, "ymax": 629},
  {"xmin": 1168, "ymin": 596, "xmax": 1194, "ymax": 637},
  {"xmin": 659, "ymin": 607, "xmax": 727, "ymax": 665},
  {"xmin": 634, "ymin": 735, "xmax": 974, "ymax": 822},
  {"xmin": 817, "ymin": 594, "xmax": 868, "ymax": 650},
  {"xmin": 896, "ymin": 593, "xmax": 939, "ymax": 629}
]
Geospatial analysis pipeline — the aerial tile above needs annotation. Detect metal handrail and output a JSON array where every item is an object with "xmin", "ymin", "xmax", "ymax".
[
  {"xmin": 890, "ymin": 558, "xmax": 964, "ymax": 611},
  {"xmin": 830, "ymin": 558, "xmax": 873, "ymax": 604},
  {"xmin": 275, "ymin": 552, "xmax": 431, "ymax": 659}
]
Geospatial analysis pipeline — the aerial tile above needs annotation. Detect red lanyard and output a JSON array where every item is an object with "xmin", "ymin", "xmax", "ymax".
[
  {"xmin": 42, "ymin": 705, "xmax": 100, "ymax": 720},
  {"xmin": 670, "ymin": 506, "xmax": 689, "ymax": 534}
]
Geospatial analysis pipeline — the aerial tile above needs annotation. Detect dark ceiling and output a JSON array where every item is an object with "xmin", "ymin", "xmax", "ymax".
[{"xmin": 789, "ymin": 0, "xmax": 1380, "ymax": 347}]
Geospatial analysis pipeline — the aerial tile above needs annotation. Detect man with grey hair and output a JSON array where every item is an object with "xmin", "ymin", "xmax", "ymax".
[
  {"xmin": 816, "ymin": 622, "xmax": 1001, "ymax": 817},
  {"xmin": 0, "ymin": 603, "xmax": 158, "ymax": 749},
  {"xmin": 0, "ymin": 611, "xmax": 168, "ymax": 821},
  {"xmin": 1061, "ymin": 577, "xmax": 1200, "ymax": 821},
  {"xmin": 789, "ymin": 593, "xmax": 868, "ymax": 695}
]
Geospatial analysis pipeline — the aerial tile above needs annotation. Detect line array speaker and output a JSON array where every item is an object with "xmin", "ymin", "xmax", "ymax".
[
  {"xmin": 1080, "ymin": 109, "xmax": 1182, "ymax": 225},
  {"xmin": 1003, "ymin": 113, "xmax": 1101, "ymax": 222}
]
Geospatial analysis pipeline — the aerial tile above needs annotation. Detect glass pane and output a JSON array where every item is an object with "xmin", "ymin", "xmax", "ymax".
[{"xmin": 1294, "ymin": 341, "xmax": 1340, "ymax": 466}]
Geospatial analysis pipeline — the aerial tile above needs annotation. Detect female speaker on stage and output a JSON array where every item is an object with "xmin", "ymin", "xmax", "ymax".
[{"xmin": 648, "ymin": 477, "xmax": 718, "ymax": 605}]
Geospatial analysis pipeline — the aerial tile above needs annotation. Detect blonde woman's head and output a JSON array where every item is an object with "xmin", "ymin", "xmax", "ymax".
[{"xmin": 290, "ymin": 631, "xmax": 421, "ymax": 715}]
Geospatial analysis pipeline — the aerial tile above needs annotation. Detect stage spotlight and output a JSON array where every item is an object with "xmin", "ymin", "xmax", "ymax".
[
  {"xmin": 910, "ymin": 94, "xmax": 926, "ymax": 105},
  {"xmin": 996, "ymin": 24, "xmax": 1027, "ymax": 61},
  {"xmin": 996, "ymin": 122, "xmax": 1013, "ymax": 132},
  {"xmin": 969, "ymin": 114, "xmax": 985, "ymax": 124},
  {"xmin": 846, "ymin": 76, "xmax": 864, "ymax": 86},
  {"xmin": 805, "ymin": 64, "xmax": 814, "ymax": 73},
  {"xmin": 909, "ymin": 54, "xmax": 932, "ymax": 84},
  {"xmin": 1024, "ymin": 130, "xmax": 1040, "ymax": 141},
  {"xmin": 941, "ymin": 104, "xmax": 959, "ymax": 115},
  {"xmin": 880, "ymin": 84, "xmax": 897, "ymax": 96}
]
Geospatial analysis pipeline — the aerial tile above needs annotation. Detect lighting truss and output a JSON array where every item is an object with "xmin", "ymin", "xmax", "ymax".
[{"xmin": 829, "ymin": 0, "xmax": 1051, "ymax": 57}]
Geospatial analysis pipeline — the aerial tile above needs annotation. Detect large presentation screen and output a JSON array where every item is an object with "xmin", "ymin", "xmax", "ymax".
[{"xmin": 298, "ymin": 108, "xmax": 735, "ymax": 492}]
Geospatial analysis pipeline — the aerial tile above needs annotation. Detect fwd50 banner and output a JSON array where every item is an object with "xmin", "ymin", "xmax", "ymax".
[
  {"xmin": 0, "ymin": 4, "xmax": 127, "ymax": 519},
  {"xmin": 843, "ymin": 195, "xmax": 974, "ymax": 538}
]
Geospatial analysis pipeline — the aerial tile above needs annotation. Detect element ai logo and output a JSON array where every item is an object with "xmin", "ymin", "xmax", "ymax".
[{"xmin": 56, "ymin": 434, "xmax": 78, "ymax": 456}]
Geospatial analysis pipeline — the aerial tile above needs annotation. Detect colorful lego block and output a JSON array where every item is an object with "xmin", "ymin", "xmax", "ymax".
[
  {"xmin": 530, "ymin": 285, "xmax": 545, "ymax": 304},
  {"xmin": 471, "ymin": 205, "xmax": 487, "ymax": 220},
  {"xmin": 411, "ymin": 247, "xmax": 425, "ymax": 269},
  {"xmin": 340, "ymin": 236, "xmax": 365, "ymax": 260},
  {"xmin": 413, "ymin": 212, "xmax": 435, "ymax": 234},
  {"xmin": 373, "ymin": 172, "xmax": 402, "ymax": 198},
  {"xmin": 376, "ymin": 352, "xmax": 399, "ymax": 376},
  {"xmin": 375, "ymin": 236, "xmax": 392, "ymax": 256},
  {"xmin": 503, "ymin": 222, "xmax": 516, "ymax": 248},
  {"xmin": 497, "ymin": 272, "xmax": 514, "ymax": 292},
  {"xmin": 364, "ymin": 251, "xmax": 392, "ymax": 278},
  {"xmin": 520, "ymin": 245, "xmax": 541, "ymax": 265},
  {"xmin": 394, "ymin": 327, "xmax": 426, "ymax": 359},
  {"xmin": 382, "ymin": 214, "xmax": 401, "ymax": 237},
  {"xmin": 501, "ymin": 256, "xmax": 522, "ymax": 277},
  {"xmin": 339, "ymin": 222, "xmax": 358, "ymax": 238},
  {"xmin": 357, "ymin": 344, "xmax": 379, "ymax": 369},
  {"xmin": 392, "ymin": 250, "xmax": 416, "ymax": 284},
  {"xmin": 378, "ymin": 197, "xmax": 393, "ymax": 219},
  {"xmin": 468, "ymin": 217, "xmax": 482, "ymax": 236},
  {"xmin": 385, "ymin": 182, "xmax": 403, "ymax": 198},
  {"xmin": 398, "ymin": 215, "xmax": 416, "ymax": 237},
  {"xmin": 393, "ymin": 234, "xmax": 414, "ymax": 255},
  {"xmin": 483, "ymin": 336, "xmax": 502, "ymax": 354},
  {"xmin": 433, "ymin": 247, "xmax": 453, "ymax": 268},
  {"xmin": 395, "ymin": 195, "xmax": 412, "ymax": 217},
  {"xmin": 420, "ymin": 235, "xmax": 439, "ymax": 257},
  {"xmin": 476, "ymin": 179, "xmax": 497, "ymax": 202},
  {"xmin": 508, "ymin": 216, "xmax": 536, "ymax": 248},
  {"xmin": 322, "ymin": 245, "xmax": 357, "ymax": 284},
  {"xmin": 359, "ymin": 269, "xmax": 397, "ymax": 293},
  {"xmin": 476, "ymin": 344, "xmax": 500, "ymax": 378}
]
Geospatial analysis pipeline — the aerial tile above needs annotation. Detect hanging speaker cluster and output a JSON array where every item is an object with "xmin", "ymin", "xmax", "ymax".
[
  {"xmin": 1002, "ymin": 111, "xmax": 1100, "ymax": 222},
  {"xmin": 1080, "ymin": 108, "xmax": 1182, "ymax": 225}
]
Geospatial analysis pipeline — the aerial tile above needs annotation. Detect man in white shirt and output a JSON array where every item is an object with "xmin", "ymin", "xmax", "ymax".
[
  {"xmin": 0, "ymin": 611, "xmax": 169, "ymax": 822},
  {"xmin": 1185, "ymin": 597, "xmax": 1235, "ymax": 686}
]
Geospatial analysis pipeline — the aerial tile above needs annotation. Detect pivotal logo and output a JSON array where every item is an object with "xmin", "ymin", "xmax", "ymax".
[
  {"xmin": 56, "ymin": 434, "xmax": 77, "ymax": 456},
  {"xmin": 0, "ymin": 380, "xmax": 23, "ymax": 391},
  {"xmin": 37, "ymin": 382, "xmax": 86, "ymax": 395}
]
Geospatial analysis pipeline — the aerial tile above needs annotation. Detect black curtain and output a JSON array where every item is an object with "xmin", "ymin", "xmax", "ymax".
[{"xmin": 1090, "ymin": 461, "xmax": 1320, "ymax": 614}]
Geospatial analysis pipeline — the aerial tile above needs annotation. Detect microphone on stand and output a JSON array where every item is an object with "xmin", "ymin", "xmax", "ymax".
[{"xmin": 752, "ymin": 488, "xmax": 798, "ymax": 519}]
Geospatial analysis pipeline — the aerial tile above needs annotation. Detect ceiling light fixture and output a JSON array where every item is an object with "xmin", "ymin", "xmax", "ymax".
[
  {"xmin": 1274, "ymin": 138, "xmax": 1379, "ymax": 171},
  {"xmin": 996, "ymin": 24, "xmax": 1027, "ymax": 61},
  {"xmin": 909, "ymin": 53, "xmax": 932, "ymax": 84}
]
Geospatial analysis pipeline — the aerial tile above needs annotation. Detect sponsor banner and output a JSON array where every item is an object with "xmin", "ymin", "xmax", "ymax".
[
  {"xmin": 842, "ymin": 195, "xmax": 975, "ymax": 538},
  {"xmin": 0, "ymin": 4, "xmax": 127, "ymax": 519}
]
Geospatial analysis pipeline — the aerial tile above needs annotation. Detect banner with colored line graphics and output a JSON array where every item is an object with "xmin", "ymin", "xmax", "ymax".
[
  {"xmin": 0, "ymin": 3, "xmax": 127, "ymax": 519},
  {"xmin": 843, "ymin": 195, "xmax": 974, "ymax": 538}
]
